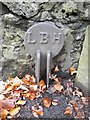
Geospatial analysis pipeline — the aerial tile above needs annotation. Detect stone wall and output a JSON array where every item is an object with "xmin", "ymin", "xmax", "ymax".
[
  {"xmin": 76, "ymin": 25, "xmax": 90, "ymax": 96},
  {"xmin": 0, "ymin": 1, "xmax": 90, "ymax": 80}
]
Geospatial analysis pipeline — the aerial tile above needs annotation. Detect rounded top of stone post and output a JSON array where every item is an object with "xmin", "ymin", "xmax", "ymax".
[{"xmin": 24, "ymin": 22, "xmax": 64, "ymax": 58}]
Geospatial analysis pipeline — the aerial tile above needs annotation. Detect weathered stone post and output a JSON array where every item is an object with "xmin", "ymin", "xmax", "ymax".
[{"xmin": 75, "ymin": 26, "xmax": 90, "ymax": 96}]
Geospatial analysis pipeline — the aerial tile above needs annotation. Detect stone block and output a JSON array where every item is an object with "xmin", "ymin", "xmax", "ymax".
[{"xmin": 75, "ymin": 25, "xmax": 90, "ymax": 96}]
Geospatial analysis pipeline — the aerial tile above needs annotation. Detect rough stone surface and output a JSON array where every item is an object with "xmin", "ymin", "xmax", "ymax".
[
  {"xmin": 2, "ymin": 13, "xmax": 20, "ymax": 24},
  {"xmin": 0, "ymin": 1, "xmax": 90, "ymax": 80},
  {"xmin": 51, "ymin": 1, "xmax": 79, "ymax": 24},
  {"xmin": 2, "ymin": 25, "xmax": 35, "ymax": 80},
  {"xmin": 3, "ymin": 2, "xmax": 39, "ymax": 18},
  {"xmin": 76, "ymin": 26, "xmax": 89, "ymax": 96}
]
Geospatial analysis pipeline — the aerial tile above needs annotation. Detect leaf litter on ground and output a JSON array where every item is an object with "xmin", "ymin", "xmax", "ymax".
[{"xmin": 0, "ymin": 66, "xmax": 89, "ymax": 119}]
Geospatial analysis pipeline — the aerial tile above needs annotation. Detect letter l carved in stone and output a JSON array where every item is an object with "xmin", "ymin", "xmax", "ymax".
[{"xmin": 28, "ymin": 32, "xmax": 36, "ymax": 44}]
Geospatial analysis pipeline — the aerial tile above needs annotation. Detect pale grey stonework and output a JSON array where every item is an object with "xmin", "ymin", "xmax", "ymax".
[
  {"xmin": 0, "ymin": 1, "xmax": 90, "ymax": 80},
  {"xmin": 76, "ymin": 25, "xmax": 89, "ymax": 96}
]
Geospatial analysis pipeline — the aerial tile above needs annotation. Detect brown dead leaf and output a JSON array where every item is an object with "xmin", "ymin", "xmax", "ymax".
[
  {"xmin": 54, "ymin": 66, "xmax": 60, "ymax": 72},
  {"xmin": 39, "ymin": 80, "xmax": 46, "ymax": 92},
  {"xmin": 54, "ymin": 78, "xmax": 62, "ymax": 83},
  {"xmin": 81, "ymin": 97, "xmax": 88, "ymax": 105},
  {"xmin": 13, "ymin": 90, "xmax": 23, "ymax": 97},
  {"xmin": 23, "ymin": 92, "xmax": 30, "ymax": 98},
  {"xmin": 32, "ymin": 104, "xmax": 43, "ymax": 116},
  {"xmin": 36, "ymin": 90, "xmax": 42, "ymax": 98},
  {"xmin": 0, "ymin": 94, "xmax": 5, "ymax": 100},
  {"xmin": 64, "ymin": 106, "xmax": 72, "ymax": 115},
  {"xmin": 11, "ymin": 76, "xmax": 23, "ymax": 84},
  {"xmin": 1, "ymin": 109, "xmax": 9, "ymax": 119},
  {"xmin": 73, "ymin": 88, "xmax": 83, "ymax": 97},
  {"xmin": 30, "ymin": 75, "xmax": 36, "ymax": 83},
  {"xmin": 0, "ymin": 81, "xmax": 5, "ymax": 93},
  {"xmin": 3, "ymin": 85, "xmax": 13, "ymax": 94},
  {"xmin": 43, "ymin": 97, "xmax": 51, "ymax": 108},
  {"xmin": 1, "ymin": 99, "xmax": 15, "ymax": 110},
  {"xmin": 5, "ymin": 83, "xmax": 11, "ymax": 90},
  {"xmin": 9, "ymin": 106, "xmax": 20, "ymax": 116},
  {"xmin": 12, "ymin": 83, "xmax": 21, "ymax": 88},
  {"xmin": 42, "ymin": 85, "xmax": 46, "ymax": 91},
  {"xmin": 30, "ymin": 82, "xmax": 38, "ymax": 91},
  {"xmin": 17, "ymin": 85, "xmax": 29, "ymax": 91},
  {"xmin": 70, "ymin": 100, "xmax": 78, "ymax": 112},
  {"xmin": 22, "ymin": 75, "xmax": 36, "ymax": 86},
  {"xmin": 29, "ymin": 91, "xmax": 36, "ymax": 100},
  {"xmin": 69, "ymin": 67, "xmax": 77, "ymax": 75},
  {"xmin": 22, "ymin": 78, "xmax": 30, "ymax": 86},
  {"xmin": 24, "ymin": 74, "xmax": 30, "ymax": 80},
  {"xmin": 16, "ymin": 100, "xmax": 26, "ymax": 105},
  {"xmin": 32, "ymin": 111, "xmax": 39, "ymax": 118},
  {"xmin": 54, "ymin": 83, "xmax": 64, "ymax": 92},
  {"xmin": 39, "ymin": 80, "xmax": 45, "ymax": 87},
  {"xmin": 75, "ymin": 111, "xmax": 85, "ymax": 118}
]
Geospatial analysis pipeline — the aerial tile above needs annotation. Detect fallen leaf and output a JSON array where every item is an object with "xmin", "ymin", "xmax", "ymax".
[
  {"xmin": 13, "ymin": 90, "xmax": 23, "ymax": 97},
  {"xmin": 32, "ymin": 104, "xmax": 43, "ymax": 116},
  {"xmin": 81, "ymin": 97, "xmax": 88, "ymax": 105},
  {"xmin": 73, "ymin": 87, "xmax": 83, "ymax": 97},
  {"xmin": 0, "ymin": 81, "xmax": 5, "ymax": 93},
  {"xmin": 24, "ymin": 74, "xmax": 31, "ymax": 81},
  {"xmin": 75, "ymin": 111, "xmax": 85, "ymax": 118},
  {"xmin": 49, "ymin": 74, "xmax": 57, "ymax": 80},
  {"xmin": 5, "ymin": 83, "xmax": 11, "ymax": 90},
  {"xmin": 17, "ymin": 85, "xmax": 29, "ymax": 91},
  {"xmin": 11, "ymin": 76, "xmax": 23, "ymax": 84},
  {"xmin": 1, "ymin": 109, "xmax": 9, "ymax": 119},
  {"xmin": 43, "ymin": 97, "xmax": 51, "ymax": 108},
  {"xmin": 64, "ymin": 106, "xmax": 72, "ymax": 115},
  {"xmin": 54, "ymin": 83, "xmax": 64, "ymax": 92},
  {"xmin": 39, "ymin": 80, "xmax": 45, "ymax": 87},
  {"xmin": 16, "ymin": 100, "xmax": 26, "ymax": 105},
  {"xmin": 12, "ymin": 82, "xmax": 21, "ymax": 88},
  {"xmin": 0, "ymin": 94, "xmax": 5, "ymax": 100},
  {"xmin": 54, "ymin": 78, "xmax": 62, "ymax": 83},
  {"xmin": 1, "ymin": 99, "xmax": 15, "ymax": 110},
  {"xmin": 23, "ymin": 92, "xmax": 30, "ymax": 98},
  {"xmin": 30, "ymin": 75, "xmax": 36, "ymax": 83},
  {"xmin": 69, "ymin": 67, "xmax": 77, "ymax": 75},
  {"xmin": 36, "ymin": 91, "xmax": 42, "ymax": 98},
  {"xmin": 22, "ymin": 75, "xmax": 36, "ymax": 85},
  {"xmin": 66, "ymin": 79, "xmax": 73, "ymax": 88},
  {"xmin": 32, "ymin": 111, "xmax": 39, "ymax": 118},
  {"xmin": 54, "ymin": 66, "xmax": 60, "ymax": 72},
  {"xmin": 22, "ymin": 78, "xmax": 30, "ymax": 86},
  {"xmin": 29, "ymin": 91, "xmax": 36, "ymax": 100},
  {"xmin": 30, "ymin": 82, "xmax": 38, "ymax": 91},
  {"xmin": 9, "ymin": 106, "xmax": 20, "ymax": 116},
  {"xmin": 70, "ymin": 100, "xmax": 78, "ymax": 112},
  {"xmin": 39, "ymin": 80, "xmax": 46, "ymax": 92},
  {"xmin": 52, "ymin": 99, "xmax": 58, "ymax": 106},
  {"xmin": 6, "ymin": 115, "xmax": 13, "ymax": 119},
  {"xmin": 3, "ymin": 85, "xmax": 13, "ymax": 94},
  {"xmin": 42, "ymin": 85, "xmax": 46, "ymax": 91}
]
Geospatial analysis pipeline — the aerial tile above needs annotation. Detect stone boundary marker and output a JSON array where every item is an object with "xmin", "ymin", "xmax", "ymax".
[
  {"xmin": 76, "ymin": 25, "xmax": 90, "ymax": 96},
  {"xmin": 24, "ymin": 22, "xmax": 64, "ymax": 87}
]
